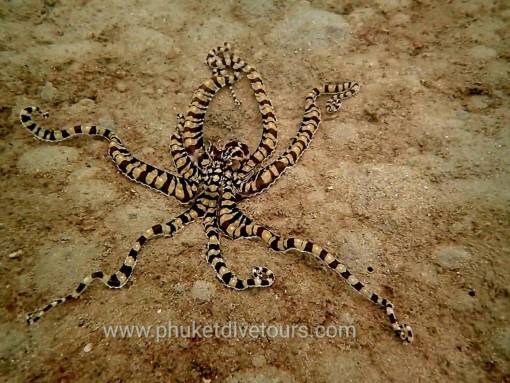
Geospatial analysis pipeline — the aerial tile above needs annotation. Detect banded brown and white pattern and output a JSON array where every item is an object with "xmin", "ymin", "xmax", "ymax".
[
  {"xmin": 217, "ymin": 202, "xmax": 413, "ymax": 342},
  {"xmin": 20, "ymin": 44, "xmax": 413, "ymax": 343},
  {"xmin": 181, "ymin": 42, "xmax": 278, "ymax": 176},
  {"xmin": 26, "ymin": 209, "xmax": 199, "ymax": 324},
  {"xmin": 20, "ymin": 106, "xmax": 198, "ymax": 203},
  {"xmin": 239, "ymin": 82, "xmax": 360, "ymax": 196}
]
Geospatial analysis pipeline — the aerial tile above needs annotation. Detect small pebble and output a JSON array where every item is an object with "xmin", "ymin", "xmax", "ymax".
[
  {"xmin": 435, "ymin": 245, "xmax": 471, "ymax": 270},
  {"xmin": 174, "ymin": 283, "xmax": 186, "ymax": 294},
  {"xmin": 7, "ymin": 250, "xmax": 23, "ymax": 259},
  {"xmin": 115, "ymin": 80, "xmax": 127, "ymax": 92},
  {"xmin": 466, "ymin": 95, "xmax": 490, "ymax": 111},
  {"xmin": 191, "ymin": 280, "xmax": 216, "ymax": 301},
  {"xmin": 40, "ymin": 81, "xmax": 57, "ymax": 102},
  {"xmin": 252, "ymin": 354, "xmax": 266, "ymax": 368},
  {"xmin": 75, "ymin": 98, "xmax": 96, "ymax": 108},
  {"xmin": 166, "ymin": 46, "xmax": 181, "ymax": 59},
  {"xmin": 98, "ymin": 115, "xmax": 116, "ymax": 131},
  {"xmin": 468, "ymin": 45, "xmax": 498, "ymax": 60},
  {"xmin": 83, "ymin": 343, "xmax": 93, "ymax": 353}
]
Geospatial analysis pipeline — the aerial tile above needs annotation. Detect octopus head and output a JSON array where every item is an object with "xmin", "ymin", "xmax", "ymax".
[{"xmin": 222, "ymin": 140, "xmax": 250, "ymax": 170}]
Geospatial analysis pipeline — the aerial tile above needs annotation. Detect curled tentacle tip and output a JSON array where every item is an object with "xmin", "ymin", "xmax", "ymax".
[
  {"xmin": 399, "ymin": 324, "xmax": 414, "ymax": 344},
  {"xmin": 26, "ymin": 313, "xmax": 36, "ymax": 326},
  {"xmin": 252, "ymin": 266, "xmax": 270, "ymax": 274},
  {"xmin": 251, "ymin": 266, "xmax": 276, "ymax": 285},
  {"xmin": 325, "ymin": 99, "xmax": 342, "ymax": 114},
  {"xmin": 34, "ymin": 107, "xmax": 49, "ymax": 118}
]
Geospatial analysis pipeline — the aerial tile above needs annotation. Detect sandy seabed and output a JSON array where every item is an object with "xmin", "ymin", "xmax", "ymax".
[{"xmin": 1, "ymin": 1, "xmax": 509, "ymax": 382}]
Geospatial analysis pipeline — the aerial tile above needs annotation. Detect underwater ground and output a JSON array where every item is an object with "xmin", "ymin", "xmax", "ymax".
[{"xmin": 0, "ymin": 1, "xmax": 509, "ymax": 382}]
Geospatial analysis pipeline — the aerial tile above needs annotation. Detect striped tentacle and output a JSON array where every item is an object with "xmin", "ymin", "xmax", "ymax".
[
  {"xmin": 218, "ymin": 207, "xmax": 413, "ymax": 343},
  {"xmin": 238, "ymin": 82, "xmax": 360, "ymax": 196},
  {"xmin": 181, "ymin": 73, "xmax": 242, "ymax": 162},
  {"xmin": 218, "ymin": 186, "xmax": 252, "ymax": 239},
  {"xmin": 20, "ymin": 106, "xmax": 114, "ymax": 142},
  {"xmin": 20, "ymin": 106, "xmax": 198, "ymax": 203},
  {"xmin": 205, "ymin": 43, "xmax": 242, "ymax": 106},
  {"xmin": 202, "ymin": 211, "xmax": 274, "ymax": 291},
  {"xmin": 170, "ymin": 113, "xmax": 202, "ymax": 181},
  {"xmin": 197, "ymin": 170, "xmax": 274, "ymax": 290},
  {"xmin": 26, "ymin": 208, "xmax": 200, "ymax": 325},
  {"xmin": 205, "ymin": 42, "xmax": 279, "ymax": 177}
]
